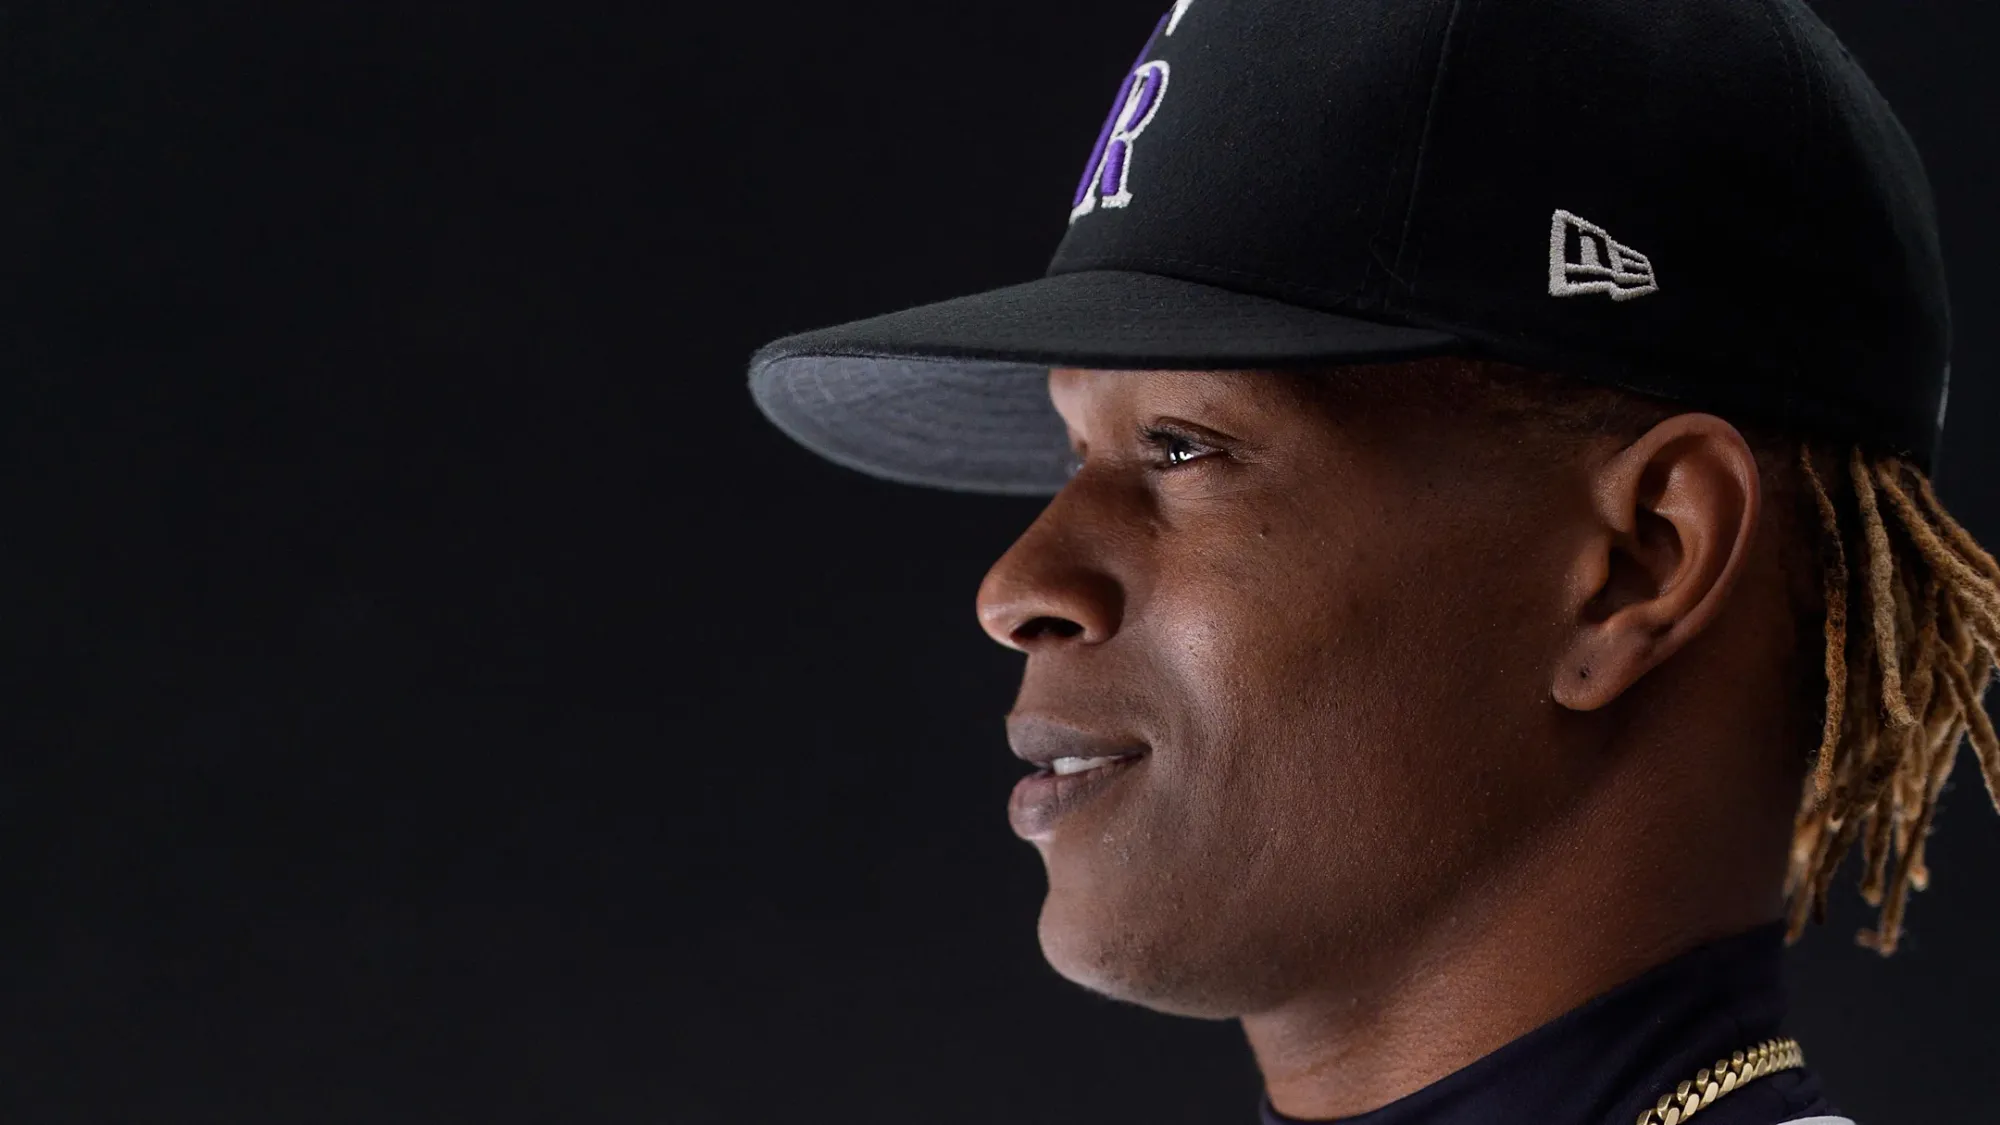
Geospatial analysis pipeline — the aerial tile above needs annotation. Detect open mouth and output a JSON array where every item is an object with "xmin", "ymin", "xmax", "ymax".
[
  {"xmin": 1010, "ymin": 752, "xmax": 1146, "ymax": 839},
  {"xmin": 1045, "ymin": 753, "xmax": 1143, "ymax": 777}
]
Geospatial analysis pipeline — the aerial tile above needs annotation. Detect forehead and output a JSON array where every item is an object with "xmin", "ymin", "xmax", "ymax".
[
  {"xmin": 1047, "ymin": 368, "xmax": 1327, "ymax": 425},
  {"xmin": 1043, "ymin": 365, "xmax": 1608, "ymax": 498}
]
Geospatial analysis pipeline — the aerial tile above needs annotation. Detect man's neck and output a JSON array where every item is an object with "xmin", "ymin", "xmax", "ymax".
[{"xmin": 1243, "ymin": 769, "xmax": 1790, "ymax": 1120}]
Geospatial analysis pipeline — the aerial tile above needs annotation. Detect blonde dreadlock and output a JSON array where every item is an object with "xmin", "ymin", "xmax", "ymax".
[{"xmin": 1786, "ymin": 447, "xmax": 2000, "ymax": 955}]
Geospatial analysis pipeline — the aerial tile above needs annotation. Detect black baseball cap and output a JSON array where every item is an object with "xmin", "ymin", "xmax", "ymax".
[{"xmin": 748, "ymin": 0, "xmax": 1951, "ymax": 493}]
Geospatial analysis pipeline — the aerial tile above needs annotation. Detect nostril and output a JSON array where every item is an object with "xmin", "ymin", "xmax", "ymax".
[{"xmin": 1013, "ymin": 616, "xmax": 1085, "ymax": 645}]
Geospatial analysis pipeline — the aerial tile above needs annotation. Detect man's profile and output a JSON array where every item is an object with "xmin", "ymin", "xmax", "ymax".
[{"xmin": 745, "ymin": 0, "xmax": 1986, "ymax": 1121}]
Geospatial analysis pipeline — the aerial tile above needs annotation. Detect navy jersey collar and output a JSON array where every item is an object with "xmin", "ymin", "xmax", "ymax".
[{"xmin": 1260, "ymin": 924, "xmax": 1833, "ymax": 1125}]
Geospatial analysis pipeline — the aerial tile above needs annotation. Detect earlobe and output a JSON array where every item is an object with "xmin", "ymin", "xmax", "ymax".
[
  {"xmin": 1551, "ymin": 414, "xmax": 1763, "ymax": 712},
  {"xmin": 1553, "ymin": 635, "xmax": 1641, "ymax": 711}
]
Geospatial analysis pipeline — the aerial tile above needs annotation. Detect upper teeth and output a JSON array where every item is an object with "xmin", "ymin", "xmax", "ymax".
[{"xmin": 1052, "ymin": 755, "xmax": 1124, "ymax": 776}]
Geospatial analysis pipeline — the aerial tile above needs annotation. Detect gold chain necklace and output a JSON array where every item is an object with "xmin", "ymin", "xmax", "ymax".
[{"xmin": 1634, "ymin": 1038, "xmax": 1804, "ymax": 1125}]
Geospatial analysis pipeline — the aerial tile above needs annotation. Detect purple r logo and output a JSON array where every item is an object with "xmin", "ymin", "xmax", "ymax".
[{"xmin": 1070, "ymin": 52, "xmax": 1173, "ymax": 223}]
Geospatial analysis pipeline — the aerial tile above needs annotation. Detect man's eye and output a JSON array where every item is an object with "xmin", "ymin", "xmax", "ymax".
[{"xmin": 1140, "ymin": 426, "xmax": 1218, "ymax": 468}]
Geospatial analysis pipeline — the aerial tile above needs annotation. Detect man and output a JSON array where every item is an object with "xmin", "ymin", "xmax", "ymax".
[{"xmin": 747, "ymin": 0, "xmax": 1991, "ymax": 1121}]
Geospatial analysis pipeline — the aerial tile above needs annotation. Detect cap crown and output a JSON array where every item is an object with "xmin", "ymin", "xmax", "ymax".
[{"xmin": 1052, "ymin": 0, "xmax": 1950, "ymax": 465}]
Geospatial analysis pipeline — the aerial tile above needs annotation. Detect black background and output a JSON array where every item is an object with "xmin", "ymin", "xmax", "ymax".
[{"xmin": 1, "ymin": 2, "xmax": 1995, "ymax": 1121}]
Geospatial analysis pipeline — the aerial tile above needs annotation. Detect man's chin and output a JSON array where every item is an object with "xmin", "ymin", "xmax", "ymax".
[{"xmin": 1034, "ymin": 893, "xmax": 1245, "ymax": 1020}]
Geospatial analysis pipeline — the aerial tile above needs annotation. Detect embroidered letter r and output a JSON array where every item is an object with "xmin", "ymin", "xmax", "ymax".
[{"xmin": 1070, "ymin": 60, "xmax": 1172, "ymax": 223}]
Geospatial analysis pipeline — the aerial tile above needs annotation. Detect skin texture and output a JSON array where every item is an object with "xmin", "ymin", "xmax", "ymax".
[{"xmin": 974, "ymin": 366, "xmax": 1811, "ymax": 1119}]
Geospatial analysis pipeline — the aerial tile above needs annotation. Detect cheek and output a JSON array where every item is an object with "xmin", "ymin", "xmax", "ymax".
[
  {"xmin": 1143, "ymin": 540, "xmax": 1404, "ymax": 822},
  {"xmin": 1138, "ymin": 520, "xmax": 1514, "ymax": 889}
]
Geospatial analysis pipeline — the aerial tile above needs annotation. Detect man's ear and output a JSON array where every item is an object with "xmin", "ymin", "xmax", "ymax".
[{"xmin": 1552, "ymin": 413, "xmax": 1763, "ymax": 712}]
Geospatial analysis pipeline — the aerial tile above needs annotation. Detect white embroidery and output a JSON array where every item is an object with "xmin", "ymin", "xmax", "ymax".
[
  {"xmin": 1938, "ymin": 361, "xmax": 1952, "ymax": 431},
  {"xmin": 1167, "ymin": 0, "xmax": 1196, "ymax": 35},
  {"xmin": 1549, "ymin": 209, "xmax": 1658, "ymax": 301},
  {"xmin": 1070, "ymin": 60, "xmax": 1172, "ymax": 222},
  {"xmin": 1772, "ymin": 1117, "xmax": 1856, "ymax": 1125}
]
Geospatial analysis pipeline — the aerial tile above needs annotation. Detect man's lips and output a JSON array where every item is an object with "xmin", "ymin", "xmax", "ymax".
[
  {"xmin": 1006, "ymin": 716, "xmax": 1148, "ymax": 840},
  {"xmin": 1007, "ymin": 715, "xmax": 1149, "ymax": 768}
]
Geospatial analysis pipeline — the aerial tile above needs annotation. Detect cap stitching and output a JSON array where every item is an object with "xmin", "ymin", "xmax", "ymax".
[
  {"xmin": 1366, "ymin": 0, "xmax": 1457, "ymax": 309},
  {"xmin": 1757, "ymin": 0, "xmax": 1826, "ymax": 427},
  {"xmin": 1389, "ymin": 0, "xmax": 1473, "ymax": 299},
  {"xmin": 1053, "ymin": 253, "xmax": 1371, "ymax": 305},
  {"xmin": 1745, "ymin": 0, "xmax": 1801, "ymax": 181}
]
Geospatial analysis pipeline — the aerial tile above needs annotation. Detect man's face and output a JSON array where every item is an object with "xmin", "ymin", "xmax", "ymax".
[{"xmin": 976, "ymin": 367, "xmax": 1594, "ymax": 1018}]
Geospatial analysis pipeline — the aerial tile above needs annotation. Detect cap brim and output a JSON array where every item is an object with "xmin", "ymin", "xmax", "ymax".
[{"xmin": 749, "ymin": 270, "xmax": 1462, "ymax": 495}]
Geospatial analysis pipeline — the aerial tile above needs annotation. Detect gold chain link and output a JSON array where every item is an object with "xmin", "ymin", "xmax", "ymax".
[{"xmin": 1634, "ymin": 1037, "xmax": 1804, "ymax": 1125}]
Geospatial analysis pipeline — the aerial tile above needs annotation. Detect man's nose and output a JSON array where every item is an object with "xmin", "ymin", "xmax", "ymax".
[{"xmin": 975, "ymin": 492, "xmax": 1125, "ymax": 653}]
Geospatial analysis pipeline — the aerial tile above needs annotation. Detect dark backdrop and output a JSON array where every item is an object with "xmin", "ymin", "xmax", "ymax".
[{"xmin": 1, "ymin": 2, "xmax": 1994, "ymax": 1122}]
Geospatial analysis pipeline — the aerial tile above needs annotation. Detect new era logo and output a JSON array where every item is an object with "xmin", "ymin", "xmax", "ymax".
[{"xmin": 1549, "ymin": 210, "xmax": 1658, "ymax": 301}]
